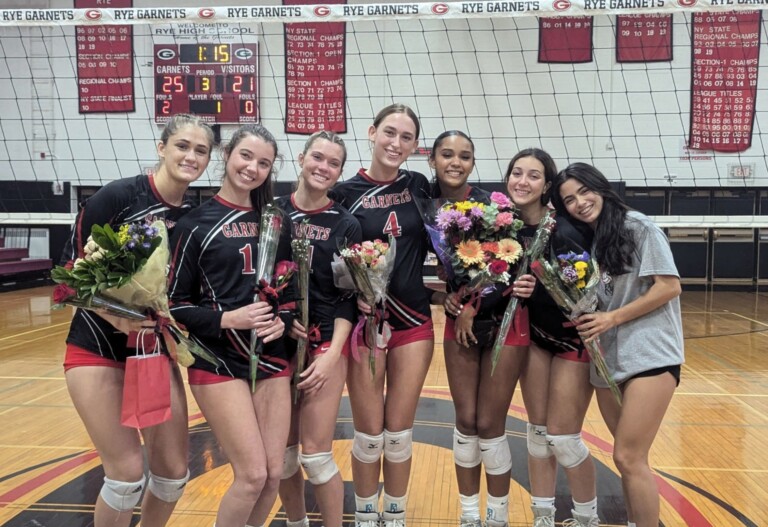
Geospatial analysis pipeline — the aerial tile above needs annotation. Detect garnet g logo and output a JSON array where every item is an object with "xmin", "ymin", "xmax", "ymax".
[
  {"xmin": 198, "ymin": 8, "xmax": 215, "ymax": 19},
  {"xmin": 156, "ymin": 48, "xmax": 176, "ymax": 60},
  {"xmin": 431, "ymin": 3, "xmax": 449, "ymax": 15},
  {"xmin": 677, "ymin": 0, "xmax": 697, "ymax": 6},
  {"xmin": 553, "ymin": 0, "xmax": 571, "ymax": 11},
  {"xmin": 314, "ymin": 5, "xmax": 331, "ymax": 17},
  {"xmin": 84, "ymin": 9, "xmax": 101, "ymax": 21}
]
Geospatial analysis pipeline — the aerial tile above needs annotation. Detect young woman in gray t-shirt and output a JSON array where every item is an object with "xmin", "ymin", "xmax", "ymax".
[{"xmin": 552, "ymin": 162, "xmax": 684, "ymax": 527}]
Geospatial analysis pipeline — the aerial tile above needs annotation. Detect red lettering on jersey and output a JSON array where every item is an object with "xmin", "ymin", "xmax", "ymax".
[
  {"xmin": 223, "ymin": 222, "xmax": 259, "ymax": 238},
  {"xmin": 361, "ymin": 189, "xmax": 412, "ymax": 208},
  {"xmin": 293, "ymin": 222, "xmax": 331, "ymax": 241}
]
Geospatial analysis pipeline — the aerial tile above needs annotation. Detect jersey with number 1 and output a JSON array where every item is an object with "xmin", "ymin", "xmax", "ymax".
[
  {"xmin": 168, "ymin": 195, "xmax": 295, "ymax": 380},
  {"xmin": 332, "ymin": 169, "xmax": 432, "ymax": 331}
]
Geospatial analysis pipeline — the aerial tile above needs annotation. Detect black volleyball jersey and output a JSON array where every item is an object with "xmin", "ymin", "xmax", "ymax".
[
  {"xmin": 521, "ymin": 212, "xmax": 594, "ymax": 353},
  {"xmin": 275, "ymin": 194, "xmax": 362, "ymax": 343},
  {"xmin": 168, "ymin": 195, "xmax": 296, "ymax": 380},
  {"xmin": 62, "ymin": 174, "xmax": 194, "ymax": 361},
  {"xmin": 332, "ymin": 169, "xmax": 432, "ymax": 331}
]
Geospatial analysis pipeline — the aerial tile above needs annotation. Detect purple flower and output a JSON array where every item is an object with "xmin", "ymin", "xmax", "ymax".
[
  {"xmin": 142, "ymin": 242, "xmax": 151, "ymax": 250},
  {"xmin": 127, "ymin": 241, "xmax": 136, "ymax": 250},
  {"xmin": 469, "ymin": 207, "xmax": 484, "ymax": 218},
  {"xmin": 562, "ymin": 266, "xmax": 578, "ymax": 284},
  {"xmin": 457, "ymin": 216, "xmax": 473, "ymax": 231}
]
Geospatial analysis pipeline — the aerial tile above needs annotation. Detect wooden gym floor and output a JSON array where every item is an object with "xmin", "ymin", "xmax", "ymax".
[{"xmin": 0, "ymin": 285, "xmax": 766, "ymax": 527}]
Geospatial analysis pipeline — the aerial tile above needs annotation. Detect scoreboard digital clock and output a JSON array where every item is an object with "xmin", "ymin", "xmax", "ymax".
[{"xmin": 154, "ymin": 43, "xmax": 259, "ymax": 124}]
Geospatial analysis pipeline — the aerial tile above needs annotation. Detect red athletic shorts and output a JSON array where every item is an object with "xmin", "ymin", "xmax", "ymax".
[
  {"xmin": 311, "ymin": 340, "xmax": 351, "ymax": 358},
  {"xmin": 63, "ymin": 344, "xmax": 124, "ymax": 372},
  {"xmin": 355, "ymin": 319, "xmax": 434, "ymax": 350}
]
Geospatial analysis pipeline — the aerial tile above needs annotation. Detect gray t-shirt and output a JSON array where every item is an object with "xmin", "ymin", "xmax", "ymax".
[{"xmin": 592, "ymin": 211, "xmax": 685, "ymax": 387}]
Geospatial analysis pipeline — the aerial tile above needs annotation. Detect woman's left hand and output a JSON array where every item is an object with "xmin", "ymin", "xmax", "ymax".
[
  {"xmin": 574, "ymin": 311, "xmax": 617, "ymax": 343},
  {"xmin": 255, "ymin": 312, "xmax": 285, "ymax": 342},
  {"xmin": 512, "ymin": 274, "xmax": 536, "ymax": 299},
  {"xmin": 297, "ymin": 351, "xmax": 339, "ymax": 395}
]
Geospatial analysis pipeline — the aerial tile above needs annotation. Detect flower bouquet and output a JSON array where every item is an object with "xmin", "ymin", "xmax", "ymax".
[
  {"xmin": 291, "ymin": 234, "xmax": 312, "ymax": 402},
  {"xmin": 489, "ymin": 211, "xmax": 557, "ymax": 374},
  {"xmin": 51, "ymin": 220, "xmax": 215, "ymax": 367},
  {"xmin": 434, "ymin": 193, "xmax": 525, "ymax": 348},
  {"xmin": 530, "ymin": 250, "xmax": 622, "ymax": 405},
  {"xmin": 250, "ymin": 203, "xmax": 285, "ymax": 391},
  {"xmin": 333, "ymin": 237, "xmax": 396, "ymax": 376}
]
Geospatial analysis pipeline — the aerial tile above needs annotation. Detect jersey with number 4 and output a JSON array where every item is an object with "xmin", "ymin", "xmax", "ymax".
[
  {"xmin": 168, "ymin": 195, "xmax": 294, "ymax": 380},
  {"xmin": 276, "ymin": 194, "xmax": 362, "ymax": 343},
  {"xmin": 332, "ymin": 169, "xmax": 432, "ymax": 331}
]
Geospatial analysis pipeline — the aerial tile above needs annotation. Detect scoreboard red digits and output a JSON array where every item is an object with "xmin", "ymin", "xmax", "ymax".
[{"xmin": 154, "ymin": 43, "xmax": 259, "ymax": 124}]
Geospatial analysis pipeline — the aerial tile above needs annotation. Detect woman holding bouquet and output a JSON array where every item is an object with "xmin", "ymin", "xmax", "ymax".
[
  {"xmin": 428, "ymin": 132, "xmax": 536, "ymax": 527},
  {"xmin": 61, "ymin": 113, "xmax": 214, "ymax": 527},
  {"xmin": 168, "ymin": 124, "xmax": 294, "ymax": 527},
  {"xmin": 332, "ymin": 103, "xmax": 433, "ymax": 527},
  {"xmin": 276, "ymin": 130, "xmax": 362, "ymax": 527},
  {"xmin": 553, "ymin": 163, "xmax": 684, "ymax": 527},
  {"xmin": 506, "ymin": 149, "xmax": 600, "ymax": 527}
]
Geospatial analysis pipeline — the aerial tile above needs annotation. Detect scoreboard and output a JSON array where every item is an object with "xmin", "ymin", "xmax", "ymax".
[{"xmin": 154, "ymin": 42, "xmax": 258, "ymax": 124}]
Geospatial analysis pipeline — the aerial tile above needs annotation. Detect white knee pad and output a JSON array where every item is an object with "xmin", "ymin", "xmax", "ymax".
[
  {"xmin": 383, "ymin": 428, "xmax": 413, "ymax": 464},
  {"xmin": 526, "ymin": 423, "xmax": 553, "ymax": 459},
  {"xmin": 547, "ymin": 433, "xmax": 590, "ymax": 469},
  {"xmin": 148, "ymin": 470, "xmax": 189, "ymax": 503},
  {"xmin": 352, "ymin": 430, "xmax": 384, "ymax": 464},
  {"xmin": 282, "ymin": 444, "xmax": 300, "ymax": 479},
  {"xmin": 100, "ymin": 476, "xmax": 146, "ymax": 512},
  {"xmin": 478, "ymin": 435, "xmax": 512, "ymax": 475},
  {"xmin": 453, "ymin": 427, "xmax": 481, "ymax": 468},
  {"xmin": 300, "ymin": 451, "xmax": 339, "ymax": 486}
]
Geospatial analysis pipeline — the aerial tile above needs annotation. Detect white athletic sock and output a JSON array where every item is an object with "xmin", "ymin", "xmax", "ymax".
[
  {"xmin": 573, "ymin": 497, "xmax": 597, "ymax": 517},
  {"xmin": 459, "ymin": 493, "xmax": 481, "ymax": 520},
  {"xmin": 530, "ymin": 496, "xmax": 555, "ymax": 509},
  {"xmin": 383, "ymin": 491, "xmax": 407, "ymax": 514},
  {"xmin": 485, "ymin": 494, "xmax": 509, "ymax": 523},
  {"xmin": 355, "ymin": 492, "xmax": 379, "ymax": 514}
]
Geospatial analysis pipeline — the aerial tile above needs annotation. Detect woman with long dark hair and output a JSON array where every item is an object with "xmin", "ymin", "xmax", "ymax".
[
  {"xmin": 168, "ymin": 124, "xmax": 293, "ymax": 527},
  {"xmin": 553, "ymin": 162, "xmax": 684, "ymax": 527},
  {"xmin": 506, "ymin": 149, "xmax": 599, "ymax": 527}
]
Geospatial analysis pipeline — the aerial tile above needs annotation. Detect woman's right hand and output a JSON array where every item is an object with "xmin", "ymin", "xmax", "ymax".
[
  {"xmin": 288, "ymin": 319, "xmax": 308, "ymax": 340},
  {"xmin": 454, "ymin": 304, "xmax": 477, "ymax": 347},
  {"xmin": 443, "ymin": 293, "xmax": 463, "ymax": 317},
  {"xmin": 221, "ymin": 301, "xmax": 276, "ymax": 331},
  {"xmin": 357, "ymin": 296, "xmax": 373, "ymax": 315}
]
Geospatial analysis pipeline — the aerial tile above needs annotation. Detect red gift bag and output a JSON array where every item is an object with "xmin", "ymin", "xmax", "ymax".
[{"xmin": 120, "ymin": 350, "xmax": 172, "ymax": 429}]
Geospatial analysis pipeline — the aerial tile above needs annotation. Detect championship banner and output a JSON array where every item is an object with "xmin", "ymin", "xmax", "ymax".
[
  {"xmin": 538, "ymin": 17, "xmax": 593, "ymax": 63},
  {"xmin": 689, "ymin": 10, "xmax": 761, "ymax": 152},
  {"xmin": 75, "ymin": 0, "xmax": 134, "ymax": 113},
  {"xmin": 616, "ymin": 14, "xmax": 672, "ymax": 62},
  {"xmin": 284, "ymin": 0, "xmax": 346, "ymax": 135}
]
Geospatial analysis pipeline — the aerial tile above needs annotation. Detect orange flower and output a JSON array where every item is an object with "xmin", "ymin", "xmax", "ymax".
[
  {"xmin": 481, "ymin": 241, "xmax": 499, "ymax": 254},
  {"xmin": 456, "ymin": 240, "xmax": 484, "ymax": 267},
  {"xmin": 496, "ymin": 238, "xmax": 523, "ymax": 264}
]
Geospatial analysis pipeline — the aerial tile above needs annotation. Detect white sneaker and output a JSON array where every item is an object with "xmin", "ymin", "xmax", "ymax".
[
  {"xmin": 562, "ymin": 510, "xmax": 600, "ymax": 527},
  {"xmin": 531, "ymin": 505, "xmax": 555, "ymax": 527},
  {"xmin": 381, "ymin": 511, "xmax": 405, "ymax": 527},
  {"xmin": 459, "ymin": 517, "xmax": 483, "ymax": 527},
  {"xmin": 355, "ymin": 511, "xmax": 380, "ymax": 527},
  {"xmin": 485, "ymin": 519, "xmax": 507, "ymax": 527}
]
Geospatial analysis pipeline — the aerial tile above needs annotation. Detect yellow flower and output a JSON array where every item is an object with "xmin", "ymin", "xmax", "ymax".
[
  {"xmin": 496, "ymin": 238, "xmax": 523, "ymax": 264},
  {"xmin": 117, "ymin": 224, "xmax": 131, "ymax": 246},
  {"xmin": 456, "ymin": 240, "xmax": 485, "ymax": 266},
  {"xmin": 577, "ymin": 279, "xmax": 586, "ymax": 289},
  {"xmin": 574, "ymin": 261, "xmax": 588, "ymax": 279}
]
